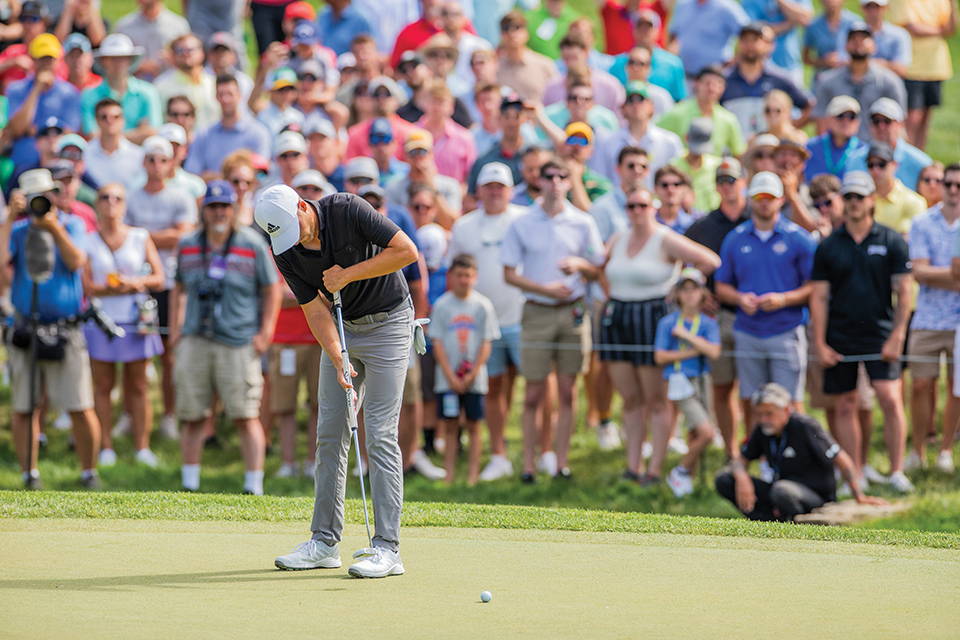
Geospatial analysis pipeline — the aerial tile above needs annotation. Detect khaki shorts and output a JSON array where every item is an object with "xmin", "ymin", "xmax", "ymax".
[
  {"xmin": 8, "ymin": 326, "xmax": 94, "ymax": 413},
  {"xmin": 675, "ymin": 373, "xmax": 713, "ymax": 431},
  {"xmin": 268, "ymin": 343, "xmax": 323, "ymax": 414},
  {"xmin": 711, "ymin": 309, "xmax": 737, "ymax": 386},
  {"xmin": 402, "ymin": 349, "xmax": 422, "ymax": 405},
  {"xmin": 908, "ymin": 329, "xmax": 955, "ymax": 380},
  {"xmin": 520, "ymin": 300, "xmax": 591, "ymax": 383},
  {"xmin": 174, "ymin": 336, "xmax": 263, "ymax": 421}
]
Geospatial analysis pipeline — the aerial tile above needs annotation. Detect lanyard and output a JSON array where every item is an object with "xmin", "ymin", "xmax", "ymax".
[
  {"xmin": 767, "ymin": 431, "xmax": 788, "ymax": 480},
  {"xmin": 673, "ymin": 313, "xmax": 701, "ymax": 372},
  {"xmin": 822, "ymin": 135, "xmax": 858, "ymax": 177},
  {"xmin": 199, "ymin": 229, "xmax": 235, "ymax": 283}
]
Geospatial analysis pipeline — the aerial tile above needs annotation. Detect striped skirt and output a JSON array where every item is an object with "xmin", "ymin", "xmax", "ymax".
[{"xmin": 598, "ymin": 298, "xmax": 669, "ymax": 366}]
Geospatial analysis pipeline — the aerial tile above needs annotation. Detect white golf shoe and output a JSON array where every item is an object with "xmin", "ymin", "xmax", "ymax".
[
  {"xmin": 668, "ymin": 437, "xmax": 689, "ymax": 455},
  {"xmin": 902, "ymin": 452, "xmax": 924, "ymax": 473},
  {"xmin": 537, "ymin": 451, "xmax": 558, "ymax": 476},
  {"xmin": 596, "ymin": 422, "xmax": 621, "ymax": 451},
  {"xmin": 111, "ymin": 412, "xmax": 132, "ymax": 438},
  {"xmin": 412, "ymin": 449, "xmax": 446, "ymax": 480},
  {"xmin": 349, "ymin": 547, "xmax": 405, "ymax": 578},
  {"xmin": 888, "ymin": 471, "xmax": 915, "ymax": 493},
  {"xmin": 275, "ymin": 463, "xmax": 299, "ymax": 478},
  {"xmin": 478, "ymin": 454, "xmax": 514, "ymax": 481},
  {"xmin": 275, "ymin": 539, "xmax": 342, "ymax": 570},
  {"xmin": 936, "ymin": 451, "xmax": 955, "ymax": 474},
  {"xmin": 98, "ymin": 448, "xmax": 117, "ymax": 467},
  {"xmin": 667, "ymin": 466, "xmax": 694, "ymax": 498},
  {"xmin": 135, "ymin": 448, "xmax": 160, "ymax": 468}
]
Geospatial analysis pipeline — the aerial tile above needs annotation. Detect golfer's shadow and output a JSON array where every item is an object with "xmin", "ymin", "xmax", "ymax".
[{"xmin": 0, "ymin": 569, "xmax": 354, "ymax": 592}]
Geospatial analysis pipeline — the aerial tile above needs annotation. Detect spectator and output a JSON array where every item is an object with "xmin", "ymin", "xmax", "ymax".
[
  {"xmin": 917, "ymin": 162, "xmax": 945, "ymax": 209},
  {"xmin": 890, "ymin": 0, "xmax": 957, "ymax": 150},
  {"xmin": 206, "ymin": 32, "xmax": 255, "ymax": 104},
  {"xmin": 812, "ymin": 22, "xmax": 906, "ymax": 142},
  {"xmin": 184, "ymin": 0, "xmax": 248, "ymax": 66},
  {"xmin": 762, "ymin": 90, "xmax": 807, "ymax": 145},
  {"xmin": 397, "ymin": 53, "xmax": 474, "ymax": 129},
  {"xmin": 495, "ymin": 10, "xmax": 558, "ymax": 103},
  {"xmin": 804, "ymin": 96, "xmax": 868, "ymax": 183},
  {"xmin": 221, "ymin": 150, "xmax": 261, "ymax": 226},
  {"xmin": 0, "ymin": 1, "xmax": 68, "ymax": 92},
  {"xmin": 466, "ymin": 93, "xmax": 527, "ymax": 196},
  {"xmin": 53, "ymin": 0, "xmax": 107, "ymax": 49},
  {"xmin": 657, "ymin": 65, "xmax": 747, "ymax": 159},
  {"xmin": 293, "ymin": 61, "xmax": 349, "ymax": 131},
  {"xmin": 263, "ymin": 130, "xmax": 310, "ymax": 192},
  {"xmin": 616, "ymin": 47, "xmax": 674, "ymax": 118},
  {"xmin": 501, "ymin": 157, "xmax": 606, "ymax": 481},
  {"xmin": 292, "ymin": 168, "xmax": 336, "ymax": 201},
  {"xmin": 317, "ymin": 0, "xmax": 376, "ymax": 57},
  {"xmin": 417, "ymin": 32, "xmax": 471, "ymax": 98},
  {"xmin": 153, "ymin": 34, "xmax": 219, "ymax": 134},
  {"xmin": 511, "ymin": 143, "xmax": 551, "ymax": 206},
  {"xmin": 542, "ymin": 34, "xmax": 625, "ymax": 113},
  {"xmin": 715, "ymin": 172, "xmax": 816, "ymax": 428},
  {"xmin": 685, "ymin": 158, "xmax": 751, "ymax": 457},
  {"xmin": 774, "ymin": 139, "xmax": 817, "ymax": 232},
  {"xmin": 390, "ymin": 0, "xmax": 445, "ymax": 70},
  {"xmin": 741, "ymin": 0, "xmax": 813, "ymax": 85},
  {"xmin": 654, "ymin": 268, "xmax": 721, "ymax": 497},
  {"xmin": 609, "ymin": 9, "xmax": 688, "ymax": 103},
  {"xmin": 285, "ymin": 22, "xmax": 339, "ymax": 82},
  {"xmin": 540, "ymin": 77, "xmax": 620, "ymax": 141},
  {"xmin": 563, "ymin": 16, "xmax": 616, "ymax": 73},
  {"xmin": 593, "ymin": 81, "xmax": 684, "ymax": 191},
  {"xmin": 463, "ymin": 50, "xmax": 500, "ymax": 124},
  {"xmin": 836, "ymin": 0, "xmax": 912, "ymax": 79},
  {"xmin": 867, "ymin": 142, "xmax": 927, "ymax": 236},
  {"xmin": 667, "ymin": 0, "xmax": 749, "ymax": 77},
  {"xmin": 82, "ymin": 182, "xmax": 165, "ymax": 468},
  {"xmin": 525, "ymin": 0, "xmax": 581, "ymax": 60},
  {"xmin": 251, "ymin": 0, "xmax": 301, "ymax": 56},
  {"xmin": 55, "ymin": 133, "xmax": 98, "ymax": 205},
  {"xmin": 742, "ymin": 132, "xmax": 780, "ymax": 178},
  {"xmin": 185, "ymin": 74, "xmax": 272, "ymax": 182},
  {"xmin": 558, "ymin": 122, "xmax": 612, "ymax": 212},
  {"xmin": 367, "ymin": 117, "xmax": 410, "ymax": 184},
  {"xmin": 715, "ymin": 383, "xmax": 883, "ymax": 521},
  {"xmin": 83, "ymin": 98, "xmax": 146, "ymax": 191},
  {"xmin": 126, "ymin": 136, "xmax": 199, "ymax": 440},
  {"xmin": 62, "ymin": 33, "xmax": 101, "ymax": 91},
  {"xmin": 0, "ymin": 169, "xmax": 102, "ymax": 489},
  {"xmin": 385, "ymin": 130, "xmax": 462, "ymax": 228},
  {"xmin": 802, "ymin": 0, "xmax": 857, "ymax": 85},
  {"xmin": 653, "ymin": 166, "xmax": 700, "ymax": 234},
  {"xmin": 171, "ymin": 181, "xmax": 281, "ymax": 494},
  {"xmin": 81, "ymin": 33, "xmax": 162, "ymax": 143},
  {"xmin": 304, "ymin": 117, "xmax": 344, "ymax": 190},
  {"xmin": 590, "ymin": 146, "xmax": 649, "ymax": 242},
  {"xmin": 152, "ymin": 123, "xmax": 206, "ymax": 200},
  {"xmin": 415, "ymin": 80, "xmax": 477, "ymax": 184},
  {"xmin": 600, "ymin": 185, "xmax": 719, "ymax": 485},
  {"xmin": 721, "ymin": 23, "xmax": 813, "ymax": 140},
  {"xmin": 346, "ymin": 77, "xmax": 416, "ymax": 161},
  {"xmin": 48, "ymin": 159, "xmax": 96, "ymax": 231},
  {"xmin": 165, "ymin": 95, "xmax": 198, "ymax": 141},
  {"xmin": 811, "ymin": 170, "xmax": 914, "ymax": 493},
  {"xmin": 846, "ymin": 98, "xmax": 932, "ymax": 192},
  {"xmin": 353, "ymin": 0, "xmax": 419, "ymax": 54},
  {"xmin": 447, "ymin": 163, "xmax": 527, "ymax": 481},
  {"xmin": 252, "ymin": 68, "xmax": 305, "ymax": 138},
  {"xmin": 670, "ymin": 118, "xmax": 721, "ymax": 214},
  {"xmin": 440, "ymin": 0, "xmax": 492, "ymax": 92},
  {"xmin": 114, "ymin": 0, "xmax": 191, "ymax": 80},
  {"xmin": 907, "ymin": 163, "xmax": 960, "ymax": 474}
]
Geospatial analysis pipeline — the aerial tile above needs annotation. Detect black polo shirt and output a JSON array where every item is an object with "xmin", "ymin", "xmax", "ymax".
[
  {"xmin": 273, "ymin": 194, "xmax": 410, "ymax": 321},
  {"xmin": 685, "ymin": 205, "xmax": 751, "ymax": 307},
  {"xmin": 741, "ymin": 413, "xmax": 840, "ymax": 502},
  {"xmin": 811, "ymin": 220, "xmax": 910, "ymax": 352}
]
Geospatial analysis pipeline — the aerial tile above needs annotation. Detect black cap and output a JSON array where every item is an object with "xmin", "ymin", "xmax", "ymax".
[
  {"xmin": 500, "ymin": 92, "xmax": 524, "ymax": 111},
  {"xmin": 21, "ymin": 0, "xmax": 48, "ymax": 19},
  {"xmin": 867, "ymin": 142, "xmax": 894, "ymax": 162},
  {"xmin": 696, "ymin": 64, "xmax": 725, "ymax": 81},
  {"xmin": 398, "ymin": 50, "xmax": 424, "ymax": 70},
  {"xmin": 740, "ymin": 21, "xmax": 771, "ymax": 38}
]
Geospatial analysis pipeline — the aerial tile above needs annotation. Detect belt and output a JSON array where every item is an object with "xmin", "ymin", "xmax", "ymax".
[
  {"xmin": 344, "ymin": 297, "xmax": 412, "ymax": 326},
  {"xmin": 525, "ymin": 297, "xmax": 584, "ymax": 308}
]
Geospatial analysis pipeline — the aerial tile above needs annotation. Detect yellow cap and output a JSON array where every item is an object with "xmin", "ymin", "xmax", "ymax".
[
  {"xmin": 404, "ymin": 129, "xmax": 434, "ymax": 153},
  {"xmin": 29, "ymin": 33, "xmax": 63, "ymax": 60},
  {"xmin": 564, "ymin": 121, "xmax": 593, "ymax": 144}
]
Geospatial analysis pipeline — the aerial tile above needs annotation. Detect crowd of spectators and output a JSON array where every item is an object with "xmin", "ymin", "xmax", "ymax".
[{"xmin": 0, "ymin": 0, "xmax": 958, "ymax": 519}]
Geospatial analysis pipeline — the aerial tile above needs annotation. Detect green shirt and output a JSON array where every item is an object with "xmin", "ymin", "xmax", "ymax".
[
  {"xmin": 671, "ymin": 153, "xmax": 723, "ymax": 212},
  {"xmin": 81, "ymin": 76, "xmax": 163, "ymax": 136},
  {"xmin": 656, "ymin": 100, "xmax": 747, "ymax": 158},
  {"xmin": 525, "ymin": 4, "xmax": 581, "ymax": 60},
  {"xmin": 581, "ymin": 168, "xmax": 613, "ymax": 204}
]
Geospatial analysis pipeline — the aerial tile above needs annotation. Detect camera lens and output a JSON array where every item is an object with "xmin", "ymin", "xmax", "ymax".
[{"xmin": 29, "ymin": 195, "xmax": 51, "ymax": 215}]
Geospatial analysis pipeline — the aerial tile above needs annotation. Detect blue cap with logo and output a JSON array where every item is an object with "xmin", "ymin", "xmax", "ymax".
[
  {"xmin": 369, "ymin": 117, "xmax": 393, "ymax": 143},
  {"xmin": 204, "ymin": 180, "xmax": 237, "ymax": 206},
  {"xmin": 292, "ymin": 21, "xmax": 319, "ymax": 46}
]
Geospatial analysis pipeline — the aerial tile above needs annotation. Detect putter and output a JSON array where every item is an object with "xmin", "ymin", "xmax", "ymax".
[{"xmin": 333, "ymin": 291, "xmax": 373, "ymax": 549}]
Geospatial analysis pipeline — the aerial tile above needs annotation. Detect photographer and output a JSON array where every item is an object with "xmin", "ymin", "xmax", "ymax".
[{"xmin": 0, "ymin": 169, "xmax": 101, "ymax": 490}]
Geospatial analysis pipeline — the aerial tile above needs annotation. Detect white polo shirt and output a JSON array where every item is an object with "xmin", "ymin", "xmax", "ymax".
[{"xmin": 84, "ymin": 137, "xmax": 145, "ymax": 191}]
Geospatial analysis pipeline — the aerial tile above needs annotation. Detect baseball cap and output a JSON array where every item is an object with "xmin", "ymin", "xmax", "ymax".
[
  {"xmin": 500, "ymin": 92, "xmax": 524, "ymax": 111},
  {"xmin": 38, "ymin": 116, "xmax": 65, "ymax": 135},
  {"xmin": 368, "ymin": 117, "xmax": 393, "ymax": 143},
  {"xmin": 716, "ymin": 157, "xmax": 743, "ymax": 179},
  {"xmin": 250, "ymin": 153, "xmax": 270, "ymax": 172},
  {"xmin": 868, "ymin": 97, "xmax": 904, "ymax": 122},
  {"xmin": 298, "ymin": 59, "xmax": 325, "ymax": 81},
  {"xmin": 748, "ymin": 171, "xmax": 784, "ymax": 198},
  {"xmin": 142, "ymin": 135, "xmax": 174, "ymax": 159},
  {"xmin": 284, "ymin": 1, "xmax": 316, "ymax": 22},
  {"xmin": 405, "ymin": 130, "xmax": 434, "ymax": 153},
  {"xmin": 847, "ymin": 21, "xmax": 873, "ymax": 37},
  {"xmin": 204, "ymin": 180, "xmax": 237, "ymax": 207},
  {"xmin": 292, "ymin": 21, "xmax": 319, "ymax": 46},
  {"xmin": 29, "ymin": 33, "xmax": 63, "ymax": 60},
  {"xmin": 477, "ymin": 162, "xmax": 514, "ymax": 187},
  {"xmin": 740, "ymin": 21, "xmax": 773, "ymax": 39},
  {"xmin": 634, "ymin": 8, "xmax": 661, "ymax": 29},
  {"xmin": 208, "ymin": 31, "xmax": 239, "ymax": 53},
  {"xmin": 157, "ymin": 123, "xmax": 188, "ymax": 146},
  {"xmin": 826, "ymin": 95, "xmax": 861, "ymax": 117},
  {"xmin": 358, "ymin": 184, "xmax": 385, "ymax": 201},
  {"xmin": 292, "ymin": 169, "xmax": 334, "ymax": 193},
  {"xmin": 337, "ymin": 52, "xmax": 357, "ymax": 70},
  {"xmin": 269, "ymin": 67, "xmax": 298, "ymax": 91},
  {"xmin": 397, "ymin": 50, "xmax": 424, "ymax": 71},
  {"xmin": 687, "ymin": 118, "xmax": 714, "ymax": 155},
  {"xmin": 625, "ymin": 80, "xmax": 649, "ymax": 99},
  {"xmin": 255, "ymin": 184, "xmax": 302, "ymax": 255},
  {"xmin": 862, "ymin": 0, "xmax": 888, "ymax": 5},
  {"xmin": 417, "ymin": 224, "xmax": 448, "ymax": 271},
  {"xmin": 677, "ymin": 266, "xmax": 706, "ymax": 288},
  {"xmin": 866, "ymin": 141, "xmax": 894, "ymax": 162},
  {"xmin": 48, "ymin": 159, "xmax": 76, "ymax": 181},
  {"xmin": 840, "ymin": 170, "xmax": 875, "ymax": 196},
  {"xmin": 368, "ymin": 76, "xmax": 405, "ymax": 102},
  {"xmin": 20, "ymin": 1, "xmax": 48, "ymax": 20},
  {"xmin": 344, "ymin": 157, "xmax": 380, "ymax": 182},
  {"xmin": 56, "ymin": 133, "xmax": 87, "ymax": 154},
  {"xmin": 63, "ymin": 33, "xmax": 92, "ymax": 55},
  {"xmin": 565, "ymin": 121, "xmax": 593, "ymax": 144},
  {"xmin": 274, "ymin": 130, "xmax": 307, "ymax": 157},
  {"xmin": 304, "ymin": 116, "xmax": 336, "ymax": 139}
]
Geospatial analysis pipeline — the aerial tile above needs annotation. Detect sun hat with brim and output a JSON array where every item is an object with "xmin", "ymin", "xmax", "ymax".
[
  {"xmin": 775, "ymin": 138, "xmax": 811, "ymax": 161},
  {"xmin": 478, "ymin": 162, "xmax": 514, "ymax": 187},
  {"xmin": 56, "ymin": 133, "xmax": 87, "ymax": 154},
  {"xmin": 565, "ymin": 121, "xmax": 594, "ymax": 144},
  {"xmin": 826, "ymin": 95, "xmax": 861, "ymax": 118},
  {"xmin": 29, "ymin": 33, "xmax": 63, "ymax": 60},
  {"xmin": 94, "ymin": 33, "xmax": 144, "ymax": 72},
  {"xmin": 748, "ymin": 171, "xmax": 784, "ymax": 198},
  {"xmin": 419, "ymin": 33, "xmax": 459, "ymax": 63},
  {"xmin": 19, "ymin": 168, "xmax": 59, "ymax": 196},
  {"xmin": 744, "ymin": 133, "xmax": 780, "ymax": 160},
  {"xmin": 677, "ymin": 267, "xmax": 706, "ymax": 288},
  {"xmin": 269, "ymin": 67, "xmax": 299, "ymax": 91},
  {"xmin": 204, "ymin": 180, "xmax": 237, "ymax": 207},
  {"xmin": 840, "ymin": 170, "xmax": 875, "ymax": 196},
  {"xmin": 255, "ymin": 184, "xmax": 302, "ymax": 255}
]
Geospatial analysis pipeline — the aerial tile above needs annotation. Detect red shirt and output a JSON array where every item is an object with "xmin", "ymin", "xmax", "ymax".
[
  {"xmin": 70, "ymin": 72, "xmax": 102, "ymax": 91},
  {"xmin": 389, "ymin": 19, "xmax": 477, "ymax": 70},
  {"xmin": 601, "ymin": 1, "xmax": 668, "ymax": 55},
  {"xmin": 0, "ymin": 44, "xmax": 69, "ymax": 93},
  {"xmin": 70, "ymin": 201, "xmax": 98, "ymax": 232},
  {"xmin": 273, "ymin": 305, "xmax": 315, "ymax": 343},
  {"xmin": 345, "ymin": 115, "xmax": 417, "ymax": 162}
]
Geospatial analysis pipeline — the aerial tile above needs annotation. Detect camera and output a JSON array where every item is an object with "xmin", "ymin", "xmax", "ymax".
[{"xmin": 29, "ymin": 194, "xmax": 52, "ymax": 216}]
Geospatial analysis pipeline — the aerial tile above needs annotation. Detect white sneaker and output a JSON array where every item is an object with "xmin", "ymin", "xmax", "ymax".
[
  {"xmin": 275, "ymin": 539, "xmax": 341, "ymax": 570},
  {"xmin": 111, "ymin": 412, "xmax": 132, "ymax": 438},
  {"xmin": 158, "ymin": 414, "xmax": 179, "ymax": 439},
  {"xmin": 641, "ymin": 441, "xmax": 653, "ymax": 460},
  {"xmin": 53, "ymin": 410, "xmax": 72, "ymax": 431},
  {"xmin": 936, "ymin": 451, "xmax": 955, "ymax": 474},
  {"xmin": 668, "ymin": 437, "xmax": 689, "ymax": 455},
  {"xmin": 351, "ymin": 458, "xmax": 366, "ymax": 477},
  {"xmin": 348, "ymin": 547, "xmax": 404, "ymax": 578},
  {"xmin": 433, "ymin": 437, "xmax": 446, "ymax": 454},
  {"xmin": 412, "ymin": 449, "xmax": 446, "ymax": 480},
  {"xmin": 275, "ymin": 463, "xmax": 299, "ymax": 478},
  {"xmin": 537, "ymin": 451, "xmax": 558, "ymax": 477},
  {"xmin": 758, "ymin": 459, "xmax": 774, "ymax": 483},
  {"xmin": 902, "ymin": 452, "xmax": 924, "ymax": 473},
  {"xmin": 98, "ymin": 448, "xmax": 117, "ymax": 467},
  {"xmin": 596, "ymin": 422, "xmax": 621, "ymax": 451},
  {"xmin": 478, "ymin": 454, "xmax": 514, "ymax": 482},
  {"xmin": 667, "ymin": 466, "xmax": 694, "ymax": 498},
  {"xmin": 889, "ymin": 471, "xmax": 915, "ymax": 493},
  {"xmin": 862, "ymin": 464, "xmax": 889, "ymax": 484},
  {"xmin": 135, "ymin": 448, "xmax": 160, "ymax": 468}
]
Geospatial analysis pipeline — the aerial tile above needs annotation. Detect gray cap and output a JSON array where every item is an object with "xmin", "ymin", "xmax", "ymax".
[
  {"xmin": 716, "ymin": 157, "xmax": 743, "ymax": 179},
  {"xmin": 868, "ymin": 97, "xmax": 904, "ymax": 122},
  {"xmin": 826, "ymin": 95, "xmax": 861, "ymax": 117},
  {"xmin": 840, "ymin": 170, "xmax": 876, "ymax": 196},
  {"xmin": 751, "ymin": 383, "xmax": 792, "ymax": 408},
  {"xmin": 344, "ymin": 157, "xmax": 380, "ymax": 182},
  {"xmin": 867, "ymin": 142, "xmax": 894, "ymax": 162},
  {"xmin": 358, "ymin": 184, "xmax": 386, "ymax": 200},
  {"xmin": 304, "ymin": 116, "xmax": 336, "ymax": 139},
  {"xmin": 687, "ymin": 118, "xmax": 714, "ymax": 155}
]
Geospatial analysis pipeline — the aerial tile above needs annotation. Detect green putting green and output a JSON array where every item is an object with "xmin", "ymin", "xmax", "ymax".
[{"xmin": 2, "ymin": 518, "xmax": 959, "ymax": 639}]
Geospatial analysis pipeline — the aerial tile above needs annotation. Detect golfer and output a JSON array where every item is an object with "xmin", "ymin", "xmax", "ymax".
[{"xmin": 255, "ymin": 185, "xmax": 418, "ymax": 578}]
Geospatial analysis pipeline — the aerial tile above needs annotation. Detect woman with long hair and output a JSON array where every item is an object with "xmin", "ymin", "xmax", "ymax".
[
  {"xmin": 762, "ymin": 90, "xmax": 807, "ymax": 145},
  {"xmin": 221, "ymin": 150, "xmax": 259, "ymax": 227}
]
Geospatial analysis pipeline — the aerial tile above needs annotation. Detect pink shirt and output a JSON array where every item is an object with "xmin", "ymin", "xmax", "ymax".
[
  {"xmin": 415, "ymin": 116, "xmax": 477, "ymax": 184},
  {"xmin": 345, "ymin": 115, "xmax": 417, "ymax": 161}
]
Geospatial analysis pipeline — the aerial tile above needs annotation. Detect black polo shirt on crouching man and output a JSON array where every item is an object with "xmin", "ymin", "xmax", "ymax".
[
  {"xmin": 741, "ymin": 413, "xmax": 841, "ymax": 502},
  {"xmin": 272, "ymin": 194, "xmax": 410, "ymax": 321},
  {"xmin": 811, "ymin": 220, "xmax": 910, "ymax": 353}
]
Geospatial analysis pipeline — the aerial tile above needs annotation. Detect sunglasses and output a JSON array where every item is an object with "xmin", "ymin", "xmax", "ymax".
[
  {"xmin": 764, "ymin": 108, "xmax": 781, "ymax": 115},
  {"xmin": 658, "ymin": 181, "xmax": 683, "ymax": 189},
  {"xmin": 168, "ymin": 110, "xmax": 194, "ymax": 118},
  {"xmin": 99, "ymin": 193, "xmax": 124, "ymax": 203},
  {"xmin": 812, "ymin": 196, "xmax": 836, "ymax": 209},
  {"xmin": 870, "ymin": 116, "xmax": 893, "ymax": 126},
  {"xmin": 372, "ymin": 90, "xmax": 392, "ymax": 99},
  {"xmin": 842, "ymin": 193, "xmax": 866, "ymax": 201},
  {"xmin": 626, "ymin": 58, "xmax": 649, "ymax": 67},
  {"xmin": 21, "ymin": 14, "xmax": 41, "ymax": 23},
  {"xmin": 299, "ymin": 74, "xmax": 318, "ymax": 83},
  {"xmin": 921, "ymin": 177, "xmax": 943, "ymax": 185},
  {"xmin": 279, "ymin": 152, "xmax": 302, "ymax": 160},
  {"xmin": 369, "ymin": 134, "xmax": 393, "ymax": 145},
  {"xmin": 173, "ymin": 45, "xmax": 200, "ymax": 56},
  {"xmin": 146, "ymin": 156, "xmax": 169, "ymax": 164},
  {"xmin": 716, "ymin": 175, "xmax": 738, "ymax": 185},
  {"xmin": 752, "ymin": 193, "xmax": 777, "ymax": 202},
  {"xmin": 566, "ymin": 94, "xmax": 593, "ymax": 103},
  {"xmin": 944, "ymin": 181, "xmax": 960, "ymax": 190},
  {"xmin": 542, "ymin": 172, "xmax": 569, "ymax": 181},
  {"xmin": 625, "ymin": 93, "xmax": 647, "ymax": 105},
  {"xmin": 753, "ymin": 151, "xmax": 773, "ymax": 160},
  {"xmin": 408, "ymin": 148, "xmax": 429, "ymax": 158},
  {"xmin": 566, "ymin": 136, "xmax": 589, "ymax": 147},
  {"xmin": 867, "ymin": 160, "xmax": 888, "ymax": 170},
  {"xmin": 836, "ymin": 111, "xmax": 859, "ymax": 121},
  {"xmin": 348, "ymin": 177, "xmax": 374, "ymax": 186},
  {"xmin": 626, "ymin": 202, "xmax": 651, "ymax": 210},
  {"xmin": 624, "ymin": 162, "xmax": 647, "ymax": 171},
  {"xmin": 501, "ymin": 24, "xmax": 524, "ymax": 32},
  {"xmin": 60, "ymin": 149, "xmax": 83, "ymax": 161}
]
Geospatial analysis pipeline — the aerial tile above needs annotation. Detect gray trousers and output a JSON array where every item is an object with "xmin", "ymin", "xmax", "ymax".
[{"xmin": 311, "ymin": 299, "xmax": 413, "ymax": 552}]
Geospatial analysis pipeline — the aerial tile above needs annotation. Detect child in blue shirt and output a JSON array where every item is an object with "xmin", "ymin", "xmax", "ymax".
[{"xmin": 654, "ymin": 268, "xmax": 721, "ymax": 498}]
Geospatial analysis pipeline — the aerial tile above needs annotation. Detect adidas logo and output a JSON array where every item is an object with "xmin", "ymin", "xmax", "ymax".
[{"xmin": 266, "ymin": 223, "xmax": 280, "ymax": 234}]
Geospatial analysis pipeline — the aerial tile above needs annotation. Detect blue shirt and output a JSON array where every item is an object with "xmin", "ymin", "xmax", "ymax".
[
  {"xmin": 803, "ymin": 9, "xmax": 858, "ymax": 76},
  {"xmin": 5, "ymin": 77, "xmax": 81, "ymax": 169},
  {"xmin": 715, "ymin": 216, "xmax": 816, "ymax": 337},
  {"xmin": 610, "ymin": 47, "xmax": 689, "ymax": 102},
  {"xmin": 657, "ymin": 208, "xmax": 700, "ymax": 234},
  {"xmin": 386, "ymin": 204, "xmax": 422, "ymax": 283},
  {"xmin": 317, "ymin": 4, "xmax": 377, "ymax": 56},
  {"xmin": 911, "ymin": 204, "xmax": 960, "ymax": 331},
  {"xmin": 846, "ymin": 140, "xmax": 932, "ymax": 193},
  {"xmin": 721, "ymin": 64, "xmax": 811, "ymax": 138},
  {"xmin": 668, "ymin": 0, "xmax": 749, "ymax": 76},
  {"xmin": 836, "ymin": 21, "xmax": 912, "ymax": 69},
  {"xmin": 9, "ymin": 213, "xmax": 86, "ymax": 322},
  {"xmin": 184, "ymin": 116, "xmax": 272, "ymax": 176},
  {"xmin": 588, "ymin": 190, "xmax": 629, "ymax": 243},
  {"xmin": 654, "ymin": 310, "xmax": 721, "ymax": 379},
  {"xmin": 804, "ymin": 133, "xmax": 868, "ymax": 183},
  {"xmin": 742, "ymin": 0, "xmax": 812, "ymax": 74}
]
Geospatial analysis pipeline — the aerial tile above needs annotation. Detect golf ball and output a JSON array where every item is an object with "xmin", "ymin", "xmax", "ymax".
[{"xmin": 481, "ymin": 590, "xmax": 492, "ymax": 603}]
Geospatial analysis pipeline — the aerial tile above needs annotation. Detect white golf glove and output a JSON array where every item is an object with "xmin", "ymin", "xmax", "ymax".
[{"xmin": 413, "ymin": 318, "xmax": 430, "ymax": 355}]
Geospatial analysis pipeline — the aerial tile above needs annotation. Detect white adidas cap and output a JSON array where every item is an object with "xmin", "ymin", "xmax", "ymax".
[{"xmin": 255, "ymin": 184, "xmax": 301, "ymax": 254}]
